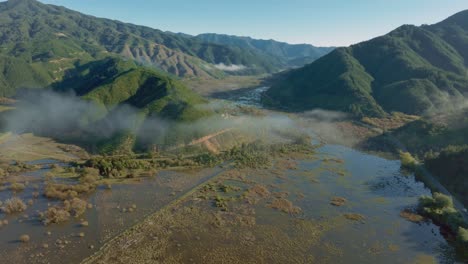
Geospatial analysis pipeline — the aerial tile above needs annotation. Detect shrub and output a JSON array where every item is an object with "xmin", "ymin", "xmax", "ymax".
[
  {"xmin": 1, "ymin": 198, "xmax": 27, "ymax": 214},
  {"xmin": 44, "ymin": 183, "xmax": 95, "ymax": 200},
  {"xmin": 9, "ymin": 182, "xmax": 25, "ymax": 192},
  {"xmin": 418, "ymin": 193, "xmax": 466, "ymax": 234},
  {"xmin": 64, "ymin": 198, "xmax": 87, "ymax": 217},
  {"xmin": 19, "ymin": 234, "xmax": 30, "ymax": 243},
  {"xmin": 458, "ymin": 227, "xmax": 468, "ymax": 243},
  {"xmin": 399, "ymin": 151, "xmax": 418, "ymax": 169},
  {"xmin": 433, "ymin": 193, "xmax": 454, "ymax": 208},
  {"xmin": 42, "ymin": 207, "xmax": 71, "ymax": 225}
]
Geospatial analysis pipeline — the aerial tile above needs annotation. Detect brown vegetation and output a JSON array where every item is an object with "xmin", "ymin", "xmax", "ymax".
[
  {"xmin": 44, "ymin": 182, "xmax": 95, "ymax": 200},
  {"xmin": 1, "ymin": 198, "xmax": 27, "ymax": 214},
  {"xmin": 400, "ymin": 209, "xmax": 424, "ymax": 223},
  {"xmin": 42, "ymin": 207, "xmax": 71, "ymax": 225},
  {"xmin": 41, "ymin": 198, "xmax": 88, "ymax": 225},
  {"xmin": 244, "ymin": 185, "xmax": 270, "ymax": 204},
  {"xmin": 268, "ymin": 198, "xmax": 302, "ymax": 214},
  {"xmin": 19, "ymin": 234, "xmax": 30, "ymax": 243},
  {"xmin": 9, "ymin": 182, "xmax": 26, "ymax": 192},
  {"xmin": 344, "ymin": 213, "xmax": 366, "ymax": 222},
  {"xmin": 330, "ymin": 197, "xmax": 347, "ymax": 206}
]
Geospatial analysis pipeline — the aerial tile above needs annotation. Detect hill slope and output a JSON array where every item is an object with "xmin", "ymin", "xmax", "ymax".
[
  {"xmin": 0, "ymin": 0, "xmax": 291, "ymax": 96},
  {"xmin": 196, "ymin": 33, "xmax": 334, "ymax": 67},
  {"xmin": 1, "ymin": 57, "xmax": 212, "ymax": 154},
  {"xmin": 265, "ymin": 10, "xmax": 468, "ymax": 117},
  {"xmin": 52, "ymin": 57, "xmax": 210, "ymax": 122}
]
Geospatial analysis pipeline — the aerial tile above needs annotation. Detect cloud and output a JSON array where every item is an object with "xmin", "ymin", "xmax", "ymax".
[{"xmin": 213, "ymin": 63, "xmax": 247, "ymax": 72}]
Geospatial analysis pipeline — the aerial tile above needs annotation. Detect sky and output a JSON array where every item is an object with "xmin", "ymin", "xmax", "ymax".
[{"xmin": 39, "ymin": 0, "xmax": 468, "ymax": 47}]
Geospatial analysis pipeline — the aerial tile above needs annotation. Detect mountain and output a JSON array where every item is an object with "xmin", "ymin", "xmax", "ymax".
[
  {"xmin": 0, "ymin": 0, "xmax": 292, "ymax": 97},
  {"xmin": 196, "ymin": 33, "xmax": 334, "ymax": 67},
  {"xmin": 0, "ymin": 56, "xmax": 212, "ymax": 154},
  {"xmin": 53, "ymin": 57, "xmax": 210, "ymax": 122},
  {"xmin": 265, "ymin": 10, "xmax": 468, "ymax": 117}
]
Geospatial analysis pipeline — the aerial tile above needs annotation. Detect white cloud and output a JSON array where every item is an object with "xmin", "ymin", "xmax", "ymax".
[{"xmin": 213, "ymin": 63, "xmax": 247, "ymax": 72}]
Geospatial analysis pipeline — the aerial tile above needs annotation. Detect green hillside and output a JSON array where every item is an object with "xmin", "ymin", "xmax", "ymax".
[
  {"xmin": 265, "ymin": 11, "xmax": 468, "ymax": 117},
  {"xmin": 196, "ymin": 33, "xmax": 334, "ymax": 67},
  {"xmin": 51, "ymin": 56, "xmax": 210, "ymax": 122},
  {"xmin": 0, "ymin": 56, "xmax": 212, "ymax": 154},
  {"xmin": 0, "ymin": 0, "xmax": 294, "ymax": 97}
]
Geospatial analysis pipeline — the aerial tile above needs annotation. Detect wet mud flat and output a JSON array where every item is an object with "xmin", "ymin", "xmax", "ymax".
[
  {"xmin": 83, "ymin": 145, "xmax": 455, "ymax": 264},
  {"xmin": 0, "ymin": 164, "xmax": 226, "ymax": 264}
]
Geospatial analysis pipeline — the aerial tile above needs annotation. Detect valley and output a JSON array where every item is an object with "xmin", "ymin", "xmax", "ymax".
[
  {"xmin": 0, "ymin": 86, "xmax": 463, "ymax": 263},
  {"xmin": 0, "ymin": 0, "xmax": 468, "ymax": 263}
]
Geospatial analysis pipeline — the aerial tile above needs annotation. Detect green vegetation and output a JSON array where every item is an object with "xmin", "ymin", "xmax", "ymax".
[
  {"xmin": 418, "ymin": 193, "xmax": 463, "ymax": 230},
  {"xmin": 196, "ymin": 33, "xmax": 334, "ymax": 67},
  {"xmin": 0, "ymin": 0, "xmax": 314, "ymax": 97},
  {"xmin": 368, "ymin": 110, "xmax": 468, "ymax": 208},
  {"xmin": 265, "ymin": 11, "xmax": 468, "ymax": 117},
  {"xmin": 83, "ymin": 156, "xmax": 156, "ymax": 178},
  {"xmin": 4, "ymin": 56, "xmax": 214, "ymax": 154},
  {"xmin": 399, "ymin": 151, "xmax": 418, "ymax": 170},
  {"xmin": 54, "ymin": 57, "xmax": 209, "ymax": 120},
  {"xmin": 425, "ymin": 145, "xmax": 468, "ymax": 207},
  {"xmin": 55, "ymin": 57, "xmax": 210, "ymax": 123},
  {"xmin": 418, "ymin": 193, "xmax": 468, "ymax": 260}
]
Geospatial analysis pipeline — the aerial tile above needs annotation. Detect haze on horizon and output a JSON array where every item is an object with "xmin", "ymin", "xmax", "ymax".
[{"xmin": 31, "ymin": 0, "xmax": 468, "ymax": 47}]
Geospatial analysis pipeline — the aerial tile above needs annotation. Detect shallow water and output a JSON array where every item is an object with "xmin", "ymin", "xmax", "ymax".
[
  {"xmin": 154, "ymin": 144, "xmax": 455, "ymax": 263},
  {"xmin": 293, "ymin": 144, "xmax": 454, "ymax": 263},
  {"xmin": 0, "ymin": 87, "xmax": 459, "ymax": 263},
  {"xmin": 214, "ymin": 86, "xmax": 269, "ymax": 108},
  {"xmin": 85, "ymin": 142, "xmax": 457, "ymax": 264},
  {"xmin": 0, "ymin": 166, "xmax": 226, "ymax": 263}
]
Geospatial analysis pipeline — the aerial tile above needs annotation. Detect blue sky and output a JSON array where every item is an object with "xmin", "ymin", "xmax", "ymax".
[{"xmin": 40, "ymin": 0, "xmax": 468, "ymax": 46}]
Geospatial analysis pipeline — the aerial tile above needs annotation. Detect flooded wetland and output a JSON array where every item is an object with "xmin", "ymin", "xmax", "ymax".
[
  {"xmin": 82, "ymin": 144, "xmax": 455, "ymax": 264},
  {"xmin": 0, "ymin": 88, "xmax": 459, "ymax": 263}
]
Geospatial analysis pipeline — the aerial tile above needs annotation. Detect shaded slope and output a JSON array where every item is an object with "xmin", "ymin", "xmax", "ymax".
[
  {"xmin": 196, "ymin": 33, "xmax": 334, "ymax": 67},
  {"xmin": 265, "ymin": 11, "xmax": 468, "ymax": 117},
  {"xmin": 54, "ymin": 57, "xmax": 210, "ymax": 122},
  {"xmin": 0, "ymin": 0, "xmax": 285, "ymax": 96}
]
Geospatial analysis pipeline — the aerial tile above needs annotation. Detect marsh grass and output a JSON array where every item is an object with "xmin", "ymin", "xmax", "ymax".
[{"xmin": 1, "ymin": 197, "xmax": 27, "ymax": 214}]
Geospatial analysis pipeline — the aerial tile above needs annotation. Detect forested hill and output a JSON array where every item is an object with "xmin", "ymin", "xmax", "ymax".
[
  {"xmin": 264, "ymin": 10, "xmax": 468, "ymax": 118},
  {"xmin": 0, "ymin": 0, "xmax": 322, "ymax": 97},
  {"xmin": 196, "ymin": 33, "xmax": 334, "ymax": 67}
]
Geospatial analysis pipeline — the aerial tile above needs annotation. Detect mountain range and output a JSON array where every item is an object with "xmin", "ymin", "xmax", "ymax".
[
  {"xmin": 0, "ymin": 0, "xmax": 331, "ymax": 97},
  {"xmin": 195, "ymin": 33, "xmax": 334, "ymax": 67},
  {"xmin": 264, "ymin": 10, "xmax": 468, "ymax": 117}
]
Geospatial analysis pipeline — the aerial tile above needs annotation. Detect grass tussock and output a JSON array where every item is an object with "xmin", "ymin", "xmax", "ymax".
[
  {"xmin": 41, "ymin": 198, "xmax": 88, "ymax": 225},
  {"xmin": 1, "ymin": 198, "xmax": 27, "ymax": 214},
  {"xmin": 399, "ymin": 151, "xmax": 418, "ymax": 170},
  {"xmin": 9, "ymin": 182, "xmax": 26, "ymax": 192},
  {"xmin": 268, "ymin": 198, "xmax": 301, "ymax": 214},
  {"xmin": 400, "ymin": 209, "xmax": 424, "ymax": 223},
  {"xmin": 19, "ymin": 234, "xmax": 30, "ymax": 243},
  {"xmin": 330, "ymin": 197, "xmax": 347, "ymax": 207},
  {"xmin": 344, "ymin": 213, "xmax": 366, "ymax": 222}
]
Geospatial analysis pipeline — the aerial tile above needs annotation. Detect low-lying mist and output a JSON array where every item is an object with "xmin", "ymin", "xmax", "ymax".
[{"xmin": 0, "ymin": 90, "xmax": 352, "ymax": 154}]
